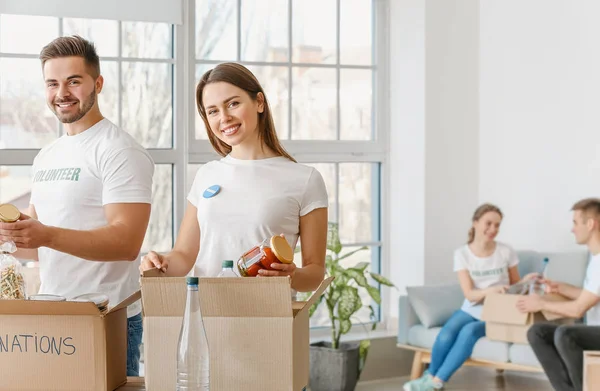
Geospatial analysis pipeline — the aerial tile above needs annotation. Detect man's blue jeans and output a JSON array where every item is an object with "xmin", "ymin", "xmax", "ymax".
[{"xmin": 127, "ymin": 313, "xmax": 143, "ymax": 376}]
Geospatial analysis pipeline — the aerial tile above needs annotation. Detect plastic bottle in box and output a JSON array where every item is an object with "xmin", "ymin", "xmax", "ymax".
[{"xmin": 176, "ymin": 277, "xmax": 210, "ymax": 390}]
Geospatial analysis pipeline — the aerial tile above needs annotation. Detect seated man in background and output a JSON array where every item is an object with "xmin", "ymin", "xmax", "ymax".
[{"xmin": 517, "ymin": 198, "xmax": 600, "ymax": 391}]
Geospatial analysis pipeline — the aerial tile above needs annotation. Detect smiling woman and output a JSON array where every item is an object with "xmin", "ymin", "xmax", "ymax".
[{"xmin": 140, "ymin": 63, "xmax": 329, "ymax": 293}]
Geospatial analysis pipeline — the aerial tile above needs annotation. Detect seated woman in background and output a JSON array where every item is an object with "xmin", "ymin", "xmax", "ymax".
[{"xmin": 403, "ymin": 203, "xmax": 539, "ymax": 391}]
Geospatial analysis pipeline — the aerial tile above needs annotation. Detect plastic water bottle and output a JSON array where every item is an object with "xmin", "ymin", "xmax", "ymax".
[
  {"xmin": 538, "ymin": 257, "xmax": 550, "ymax": 294},
  {"xmin": 217, "ymin": 260, "xmax": 237, "ymax": 278},
  {"xmin": 528, "ymin": 257, "xmax": 549, "ymax": 295},
  {"xmin": 176, "ymin": 277, "xmax": 210, "ymax": 390}
]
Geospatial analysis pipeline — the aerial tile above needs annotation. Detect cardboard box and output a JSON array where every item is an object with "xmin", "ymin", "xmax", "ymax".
[
  {"xmin": 0, "ymin": 291, "xmax": 140, "ymax": 391},
  {"xmin": 584, "ymin": 351, "xmax": 600, "ymax": 391},
  {"xmin": 141, "ymin": 272, "xmax": 332, "ymax": 391},
  {"xmin": 481, "ymin": 293, "xmax": 571, "ymax": 344}
]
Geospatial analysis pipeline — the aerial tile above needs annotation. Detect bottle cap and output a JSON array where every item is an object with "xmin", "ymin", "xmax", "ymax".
[
  {"xmin": 187, "ymin": 276, "xmax": 199, "ymax": 285},
  {"xmin": 222, "ymin": 260, "xmax": 234, "ymax": 268}
]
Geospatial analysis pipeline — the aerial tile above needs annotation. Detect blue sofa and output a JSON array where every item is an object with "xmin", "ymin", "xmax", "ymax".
[{"xmin": 397, "ymin": 250, "xmax": 589, "ymax": 379}]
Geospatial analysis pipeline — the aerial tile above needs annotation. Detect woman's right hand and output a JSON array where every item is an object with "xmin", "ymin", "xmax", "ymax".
[{"xmin": 140, "ymin": 251, "xmax": 169, "ymax": 273}]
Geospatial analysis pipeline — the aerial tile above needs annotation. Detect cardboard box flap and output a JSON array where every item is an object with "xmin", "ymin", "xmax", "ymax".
[
  {"xmin": 141, "ymin": 276, "xmax": 187, "ymax": 317},
  {"xmin": 198, "ymin": 277, "xmax": 292, "ymax": 317},
  {"xmin": 540, "ymin": 293, "xmax": 572, "ymax": 321},
  {"xmin": 481, "ymin": 293, "xmax": 529, "ymax": 325},
  {"xmin": 292, "ymin": 276, "xmax": 334, "ymax": 315},
  {"xmin": 0, "ymin": 300, "xmax": 99, "ymax": 315},
  {"xmin": 107, "ymin": 290, "xmax": 141, "ymax": 315}
]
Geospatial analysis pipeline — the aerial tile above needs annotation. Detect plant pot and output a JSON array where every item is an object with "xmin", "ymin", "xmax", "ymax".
[{"xmin": 309, "ymin": 341, "xmax": 360, "ymax": 391}]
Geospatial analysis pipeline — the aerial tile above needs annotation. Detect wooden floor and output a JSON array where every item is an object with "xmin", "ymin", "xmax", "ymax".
[
  {"xmin": 357, "ymin": 367, "xmax": 553, "ymax": 391},
  {"xmin": 119, "ymin": 367, "xmax": 553, "ymax": 390}
]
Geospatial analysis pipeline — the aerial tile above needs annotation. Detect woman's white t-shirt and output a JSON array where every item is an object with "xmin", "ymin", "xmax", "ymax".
[
  {"xmin": 453, "ymin": 242, "xmax": 519, "ymax": 319},
  {"xmin": 187, "ymin": 155, "xmax": 328, "ymax": 277}
]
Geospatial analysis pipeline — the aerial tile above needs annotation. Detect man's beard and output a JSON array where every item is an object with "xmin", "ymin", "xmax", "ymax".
[{"xmin": 51, "ymin": 90, "xmax": 96, "ymax": 124}]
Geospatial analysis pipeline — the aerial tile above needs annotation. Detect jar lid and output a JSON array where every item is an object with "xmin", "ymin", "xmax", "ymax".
[
  {"xmin": 29, "ymin": 294, "xmax": 66, "ymax": 302},
  {"xmin": 270, "ymin": 235, "xmax": 293, "ymax": 264},
  {"xmin": 0, "ymin": 204, "xmax": 20, "ymax": 223}
]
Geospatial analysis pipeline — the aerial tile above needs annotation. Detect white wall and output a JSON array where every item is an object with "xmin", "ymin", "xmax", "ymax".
[
  {"xmin": 424, "ymin": 0, "xmax": 480, "ymax": 285},
  {"xmin": 388, "ymin": 0, "xmax": 480, "ymax": 320},
  {"xmin": 479, "ymin": 0, "xmax": 600, "ymax": 252}
]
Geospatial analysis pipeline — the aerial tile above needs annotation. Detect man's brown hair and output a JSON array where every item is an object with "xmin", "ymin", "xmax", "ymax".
[
  {"xmin": 39, "ymin": 35, "xmax": 100, "ymax": 78},
  {"xmin": 571, "ymin": 198, "xmax": 600, "ymax": 228}
]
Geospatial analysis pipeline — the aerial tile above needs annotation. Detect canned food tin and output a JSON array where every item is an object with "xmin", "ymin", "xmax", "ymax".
[
  {"xmin": 71, "ymin": 293, "xmax": 110, "ymax": 314},
  {"xmin": 29, "ymin": 294, "xmax": 67, "ymax": 302}
]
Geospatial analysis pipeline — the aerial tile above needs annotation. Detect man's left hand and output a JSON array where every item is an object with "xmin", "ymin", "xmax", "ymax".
[{"xmin": 0, "ymin": 213, "xmax": 51, "ymax": 249}]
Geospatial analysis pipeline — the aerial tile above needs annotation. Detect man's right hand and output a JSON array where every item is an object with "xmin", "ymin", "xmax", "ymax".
[
  {"xmin": 541, "ymin": 279, "xmax": 560, "ymax": 294},
  {"xmin": 140, "ymin": 251, "xmax": 169, "ymax": 273}
]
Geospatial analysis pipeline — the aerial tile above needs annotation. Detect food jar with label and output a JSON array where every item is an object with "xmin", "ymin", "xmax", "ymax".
[
  {"xmin": 0, "ymin": 204, "xmax": 26, "ymax": 300},
  {"xmin": 237, "ymin": 235, "xmax": 294, "ymax": 277}
]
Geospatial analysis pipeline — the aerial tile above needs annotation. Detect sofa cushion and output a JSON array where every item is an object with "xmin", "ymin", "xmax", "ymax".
[
  {"xmin": 408, "ymin": 325, "xmax": 440, "ymax": 349},
  {"xmin": 406, "ymin": 283, "xmax": 464, "ymax": 328},
  {"xmin": 407, "ymin": 325, "xmax": 510, "ymax": 362},
  {"xmin": 471, "ymin": 338, "xmax": 510, "ymax": 363},
  {"xmin": 509, "ymin": 343, "xmax": 541, "ymax": 367},
  {"xmin": 516, "ymin": 250, "xmax": 588, "ymax": 287}
]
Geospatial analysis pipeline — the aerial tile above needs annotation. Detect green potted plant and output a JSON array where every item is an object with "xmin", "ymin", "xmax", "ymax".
[{"xmin": 306, "ymin": 222, "xmax": 395, "ymax": 391}]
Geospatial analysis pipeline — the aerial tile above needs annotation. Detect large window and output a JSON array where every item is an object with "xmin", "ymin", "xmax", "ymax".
[
  {"xmin": 190, "ymin": 0, "xmax": 386, "ymax": 327},
  {"xmin": 0, "ymin": 0, "xmax": 388, "ymax": 328}
]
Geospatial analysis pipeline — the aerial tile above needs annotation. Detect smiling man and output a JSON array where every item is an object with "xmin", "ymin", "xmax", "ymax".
[{"xmin": 0, "ymin": 35, "xmax": 154, "ymax": 376}]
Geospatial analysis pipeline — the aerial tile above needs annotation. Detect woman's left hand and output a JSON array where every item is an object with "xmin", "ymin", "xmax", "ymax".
[{"xmin": 258, "ymin": 262, "xmax": 297, "ymax": 278}]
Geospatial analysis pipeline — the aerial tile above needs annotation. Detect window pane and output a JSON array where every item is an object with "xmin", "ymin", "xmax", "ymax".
[
  {"xmin": 292, "ymin": 0, "xmax": 336, "ymax": 64},
  {"xmin": 340, "ymin": 69, "xmax": 373, "ymax": 140},
  {"xmin": 245, "ymin": 65, "xmax": 289, "ymax": 140},
  {"xmin": 62, "ymin": 18, "xmax": 118, "ymax": 57},
  {"xmin": 122, "ymin": 62, "xmax": 173, "ymax": 148},
  {"xmin": 291, "ymin": 67, "xmax": 336, "ymax": 140},
  {"xmin": 0, "ymin": 58, "xmax": 57, "ymax": 149},
  {"xmin": 122, "ymin": 22, "xmax": 172, "ymax": 59},
  {"xmin": 339, "ymin": 163, "xmax": 377, "ymax": 243},
  {"xmin": 304, "ymin": 163, "xmax": 336, "ymax": 222},
  {"xmin": 98, "ymin": 61, "xmax": 118, "ymax": 125},
  {"xmin": 196, "ymin": 0, "xmax": 238, "ymax": 60},
  {"xmin": 0, "ymin": 166, "xmax": 31, "ymax": 210},
  {"xmin": 241, "ymin": 0, "xmax": 289, "ymax": 62},
  {"xmin": 0, "ymin": 15, "xmax": 58, "ymax": 55},
  {"xmin": 142, "ymin": 164, "xmax": 173, "ymax": 254},
  {"xmin": 340, "ymin": 0, "xmax": 372, "ymax": 65}
]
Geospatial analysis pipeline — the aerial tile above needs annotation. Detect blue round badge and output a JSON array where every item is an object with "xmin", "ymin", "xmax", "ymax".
[{"xmin": 203, "ymin": 185, "xmax": 221, "ymax": 199}]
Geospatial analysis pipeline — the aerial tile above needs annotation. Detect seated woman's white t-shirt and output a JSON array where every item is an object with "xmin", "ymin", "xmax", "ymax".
[{"xmin": 453, "ymin": 242, "xmax": 519, "ymax": 319}]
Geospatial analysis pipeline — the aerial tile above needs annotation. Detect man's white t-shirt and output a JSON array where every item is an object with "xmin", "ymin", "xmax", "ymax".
[
  {"xmin": 453, "ymin": 242, "xmax": 519, "ymax": 319},
  {"xmin": 187, "ymin": 155, "xmax": 328, "ymax": 278},
  {"xmin": 583, "ymin": 253, "xmax": 600, "ymax": 325},
  {"xmin": 31, "ymin": 118, "xmax": 154, "ymax": 317}
]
